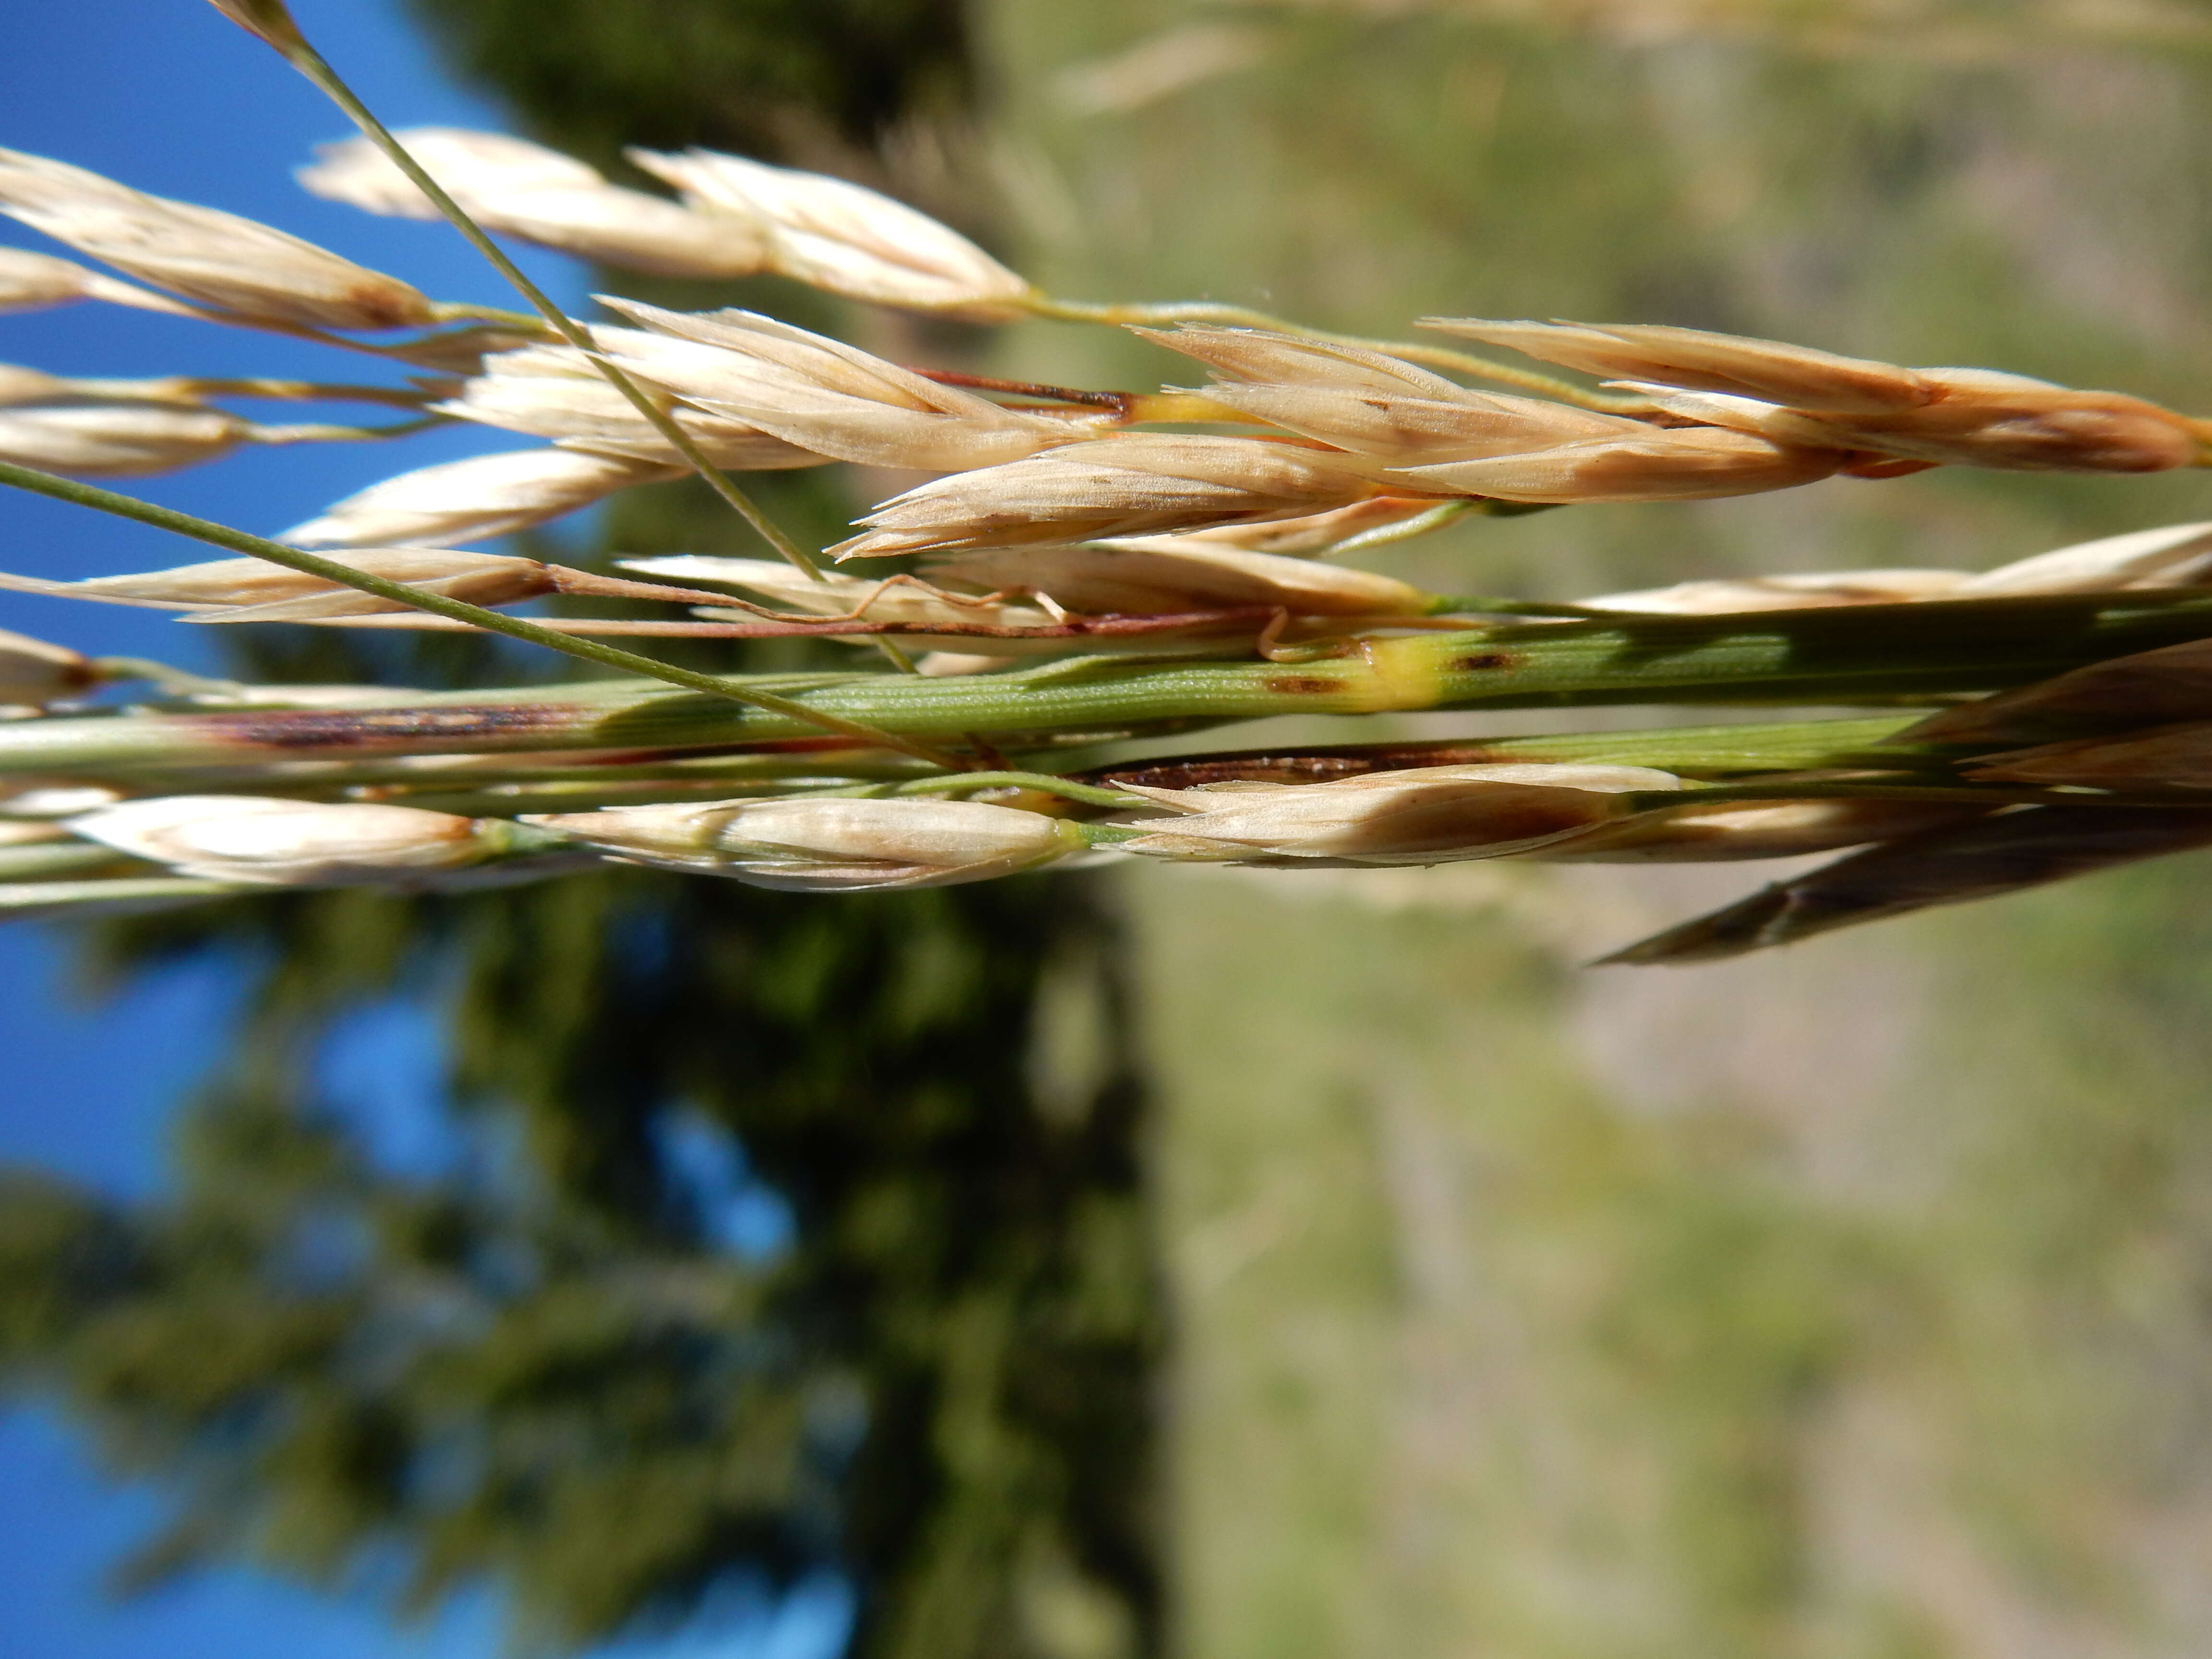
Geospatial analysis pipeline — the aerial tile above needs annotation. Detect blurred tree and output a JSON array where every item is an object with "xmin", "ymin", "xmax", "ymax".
[
  {"xmin": 405, "ymin": 0, "xmax": 976, "ymax": 190},
  {"xmin": 0, "ymin": 3, "xmax": 1164, "ymax": 1658}
]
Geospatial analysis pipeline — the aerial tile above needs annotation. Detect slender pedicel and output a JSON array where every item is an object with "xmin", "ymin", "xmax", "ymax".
[{"xmin": 0, "ymin": 459, "xmax": 968, "ymax": 768}]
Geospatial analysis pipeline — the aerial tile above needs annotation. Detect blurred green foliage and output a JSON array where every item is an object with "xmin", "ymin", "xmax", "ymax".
[
  {"xmin": 2, "ymin": 871, "xmax": 1156, "ymax": 1656},
  {"xmin": 403, "ymin": 0, "xmax": 973, "ymax": 164},
  {"xmin": 981, "ymin": 6, "xmax": 2212, "ymax": 1656}
]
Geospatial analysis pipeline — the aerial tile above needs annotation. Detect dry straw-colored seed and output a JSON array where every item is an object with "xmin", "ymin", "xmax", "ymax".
[
  {"xmin": 282, "ymin": 448, "xmax": 682, "ymax": 549},
  {"xmin": 833, "ymin": 433, "xmax": 1392, "ymax": 559},
  {"xmin": 0, "ymin": 247, "xmax": 204, "ymax": 317},
  {"xmin": 594, "ymin": 300, "xmax": 1102, "ymax": 471},
  {"xmin": 436, "ymin": 342, "xmax": 827, "ymax": 469},
  {"xmin": 922, "ymin": 541, "xmax": 1429, "ymax": 617},
  {"xmin": 0, "ymin": 547, "xmax": 556, "ymax": 615},
  {"xmin": 1139, "ymin": 323, "xmax": 1645, "ymax": 466},
  {"xmin": 299, "ymin": 130, "xmax": 767, "ymax": 279},
  {"xmin": 1579, "ymin": 521, "xmax": 2212, "ymax": 614},
  {"xmin": 0, "ymin": 628, "xmax": 97, "ymax": 708},
  {"xmin": 621, "ymin": 555, "xmax": 1060, "ymax": 631},
  {"xmin": 1969, "ymin": 722, "xmax": 2212, "ymax": 789},
  {"xmin": 0, "ymin": 145, "xmax": 433, "ymax": 331},
  {"xmin": 1392, "ymin": 425, "xmax": 1844, "ymax": 503},
  {"xmin": 0, "ymin": 402, "xmax": 252, "ymax": 477},
  {"xmin": 70, "ymin": 795, "xmax": 509, "ymax": 887},
  {"xmin": 1435, "ymin": 316, "xmax": 2209, "ymax": 473},
  {"xmin": 527, "ymin": 796, "xmax": 1085, "ymax": 890},
  {"xmin": 1603, "ymin": 805, "xmax": 2212, "ymax": 963},
  {"xmin": 1424, "ymin": 318, "xmax": 1935, "ymax": 413},
  {"xmin": 1582, "ymin": 569, "xmax": 1972, "ymax": 613},
  {"xmin": 1113, "ymin": 763, "xmax": 1679, "ymax": 864},
  {"xmin": 627, "ymin": 148, "xmax": 1039, "ymax": 321},
  {"xmin": 1909, "ymin": 636, "xmax": 2212, "ymax": 745},
  {"xmin": 1534, "ymin": 798, "xmax": 1991, "ymax": 861}
]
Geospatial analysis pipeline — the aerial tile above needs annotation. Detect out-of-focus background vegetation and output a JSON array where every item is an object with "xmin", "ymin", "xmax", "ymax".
[{"xmin": 14, "ymin": 2, "xmax": 2212, "ymax": 1657}]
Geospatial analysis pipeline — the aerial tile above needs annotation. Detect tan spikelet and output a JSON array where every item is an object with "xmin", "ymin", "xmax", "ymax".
[
  {"xmin": 281, "ymin": 449, "xmax": 681, "ymax": 549},
  {"xmin": 1421, "ymin": 317, "xmax": 1935, "ymax": 413},
  {"xmin": 593, "ymin": 300, "xmax": 1098, "ymax": 470},
  {"xmin": 627, "ymin": 148, "xmax": 1038, "ymax": 321},
  {"xmin": 0, "ymin": 548, "xmax": 556, "ymax": 614},
  {"xmin": 299, "ymin": 130, "xmax": 766, "ymax": 279},
  {"xmin": 0, "ymin": 146, "xmax": 433, "ymax": 331},
  {"xmin": 832, "ymin": 434, "xmax": 1390, "ymax": 559},
  {"xmin": 1394, "ymin": 425, "xmax": 1843, "ymax": 504}
]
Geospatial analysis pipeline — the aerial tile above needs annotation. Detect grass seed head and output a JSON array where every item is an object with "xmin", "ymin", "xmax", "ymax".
[
  {"xmin": 1909, "ymin": 637, "xmax": 2212, "ymax": 745},
  {"xmin": 626, "ymin": 148, "xmax": 1038, "ymax": 320},
  {"xmin": 1602, "ymin": 805, "xmax": 2212, "ymax": 963},
  {"xmin": 0, "ymin": 402, "xmax": 251, "ymax": 477},
  {"xmin": 70, "ymin": 795, "xmax": 509, "ymax": 886},
  {"xmin": 833, "ymin": 433, "xmax": 1390, "ymax": 558},
  {"xmin": 621, "ymin": 555, "xmax": 1058, "ymax": 629},
  {"xmin": 1423, "ymin": 317, "xmax": 1936, "ymax": 413},
  {"xmin": 1133, "ymin": 325, "xmax": 1474, "ymax": 397},
  {"xmin": 1537, "ymin": 798, "xmax": 1990, "ymax": 861},
  {"xmin": 1969, "ymin": 722, "xmax": 2212, "ymax": 789},
  {"xmin": 527, "ymin": 796, "xmax": 1085, "ymax": 890},
  {"xmin": 1394, "ymin": 425, "xmax": 1844, "ymax": 503},
  {"xmin": 1582, "ymin": 568, "xmax": 1970, "ymax": 613},
  {"xmin": 1636, "ymin": 373, "xmax": 2204, "ymax": 473},
  {"xmin": 0, "ymin": 628, "xmax": 96, "ymax": 708},
  {"xmin": 299, "ymin": 130, "xmax": 767, "ymax": 279},
  {"xmin": 0, "ymin": 146, "xmax": 433, "ymax": 332},
  {"xmin": 592, "ymin": 300, "xmax": 1094, "ymax": 470},
  {"xmin": 281, "ymin": 448, "xmax": 681, "ymax": 549},
  {"xmin": 1953, "ymin": 521, "xmax": 2212, "ymax": 595},
  {"xmin": 0, "ymin": 248, "xmax": 103, "ymax": 313},
  {"xmin": 1115, "ymin": 762, "xmax": 1679, "ymax": 864},
  {"xmin": 435, "ymin": 343, "xmax": 827, "ymax": 469},
  {"xmin": 924, "ymin": 541, "xmax": 1429, "ymax": 616},
  {"xmin": 0, "ymin": 547, "xmax": 556, "ymax": 615}
]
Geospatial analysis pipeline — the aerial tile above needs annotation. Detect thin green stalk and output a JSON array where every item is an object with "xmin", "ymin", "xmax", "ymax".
[
  {"xmin": 1078, "ymin": 715, "xmax": 1937, "ymax": 782},
  {"xmin": 272, "ymin": 34, "xmax": 826, "ymax": 583},
  {"xmin": 1325, "ymin": 501, "xmax": 1477, "ymax": 554},
  {"xmin": 1427, "ymin": 596, "xmax": 1625, "ymax": 618},
  {"xmin": 882, "ymin": 772, "xmax": 1145, "ymax": 808},
  {"xmin": 88, "ymin": 656, "xmax": 252, "ymax": 697},
  {"xmin": 1025, "ymin": 296, "xmax": 1650, "ymax": 411},
  {"xmin": 12, "ymin": 592, "xmax": 2212, "ymax": 776},
  {"xmin": 427, "ymin": 302, "xmax": 547, "ymax": 330},
  {"xmin": 244, "ymin": 415, "xmax": 452, "ymax": 444},
  {"xmin": 0, "ymin": 460, "xmax": 968, "ymax": 769},
  {"xmin": 0, "ymin": 876, "xmax": 253, "ymax": 917},
  {"xmin": 0, "ymin": 843, "xmax": 143, "ymax": 881}
]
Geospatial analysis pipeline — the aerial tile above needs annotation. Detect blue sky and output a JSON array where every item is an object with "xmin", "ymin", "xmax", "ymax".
[{"xmin": 0, "ymin": 5, "xmax": 844, "ymax": 1656}]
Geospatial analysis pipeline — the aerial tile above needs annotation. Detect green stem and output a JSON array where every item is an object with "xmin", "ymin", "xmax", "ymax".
[
  {"xmin": 0, "ymin": 843, "xmax": 143, "ymax": 881},
  {"xmin": 1427, "ymin": 596, "xmax": 1624, "ymax": 618},
  {"xmin": 277, "ymin": 37, "xmax": 826, "ymax": 583},
  {"xmin": 0, "ymin": 876, "xmax": 253, "ymax": 918},
  {"xmin": 88, "ymin": 656, "xmax": 251, "ymax": 697},
  {"xmin": 1078, "ymin": 715, "xmax": 1937, "ymax": 783},
  {"xmin": 9, "ymin": 591, "xmax": 2212, "ymax": 776},
  {"xmin": 0, "ymin": 461, "xmax": 967, "ymax": 769},
  {"xmin": 244, "ymin": 415, "xmax": 453, "ymax": 444},
  {"xmin": 427, "ymin": 302, "xmax": 546, "ymax": 330}
]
